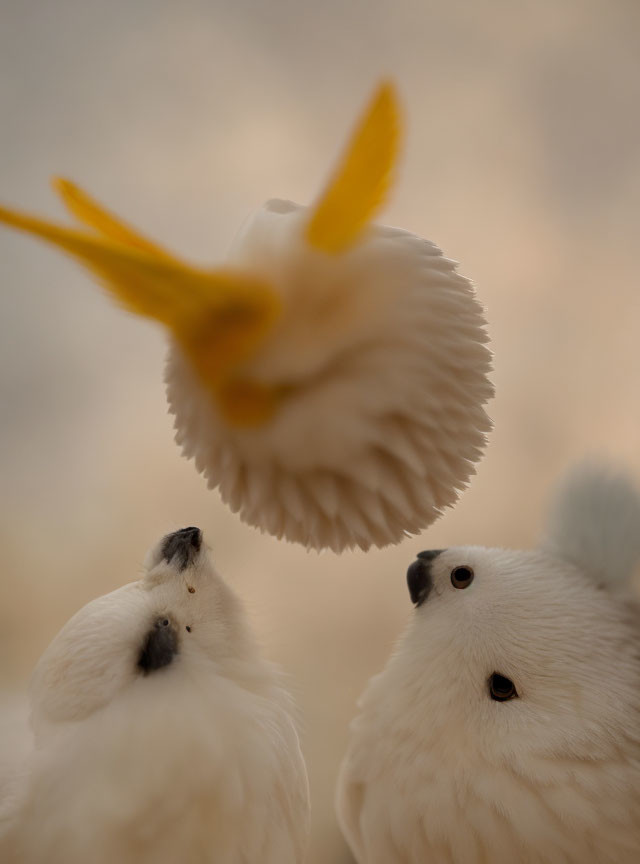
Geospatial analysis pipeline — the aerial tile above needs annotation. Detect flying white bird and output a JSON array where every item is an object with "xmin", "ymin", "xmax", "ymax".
[
  {"xmin": 0, "ymin": 83, "xmax": 493, "ymax": 552},
  {"xmin": 337, "ymin": 462, "xmax": 640, "ymax": 863},
  {"xmin": 0, "ymin": 528, "xmax": 309, "ymax": 864}
]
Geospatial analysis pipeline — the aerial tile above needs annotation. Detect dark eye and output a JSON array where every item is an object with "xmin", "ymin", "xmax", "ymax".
[
  {"xmin": 489, "ymin": 673, "xmax": 518, "ymax": 702},
  {"xmin": 450, "ymin": 566, "xmax": 474, "ymax": 589}
]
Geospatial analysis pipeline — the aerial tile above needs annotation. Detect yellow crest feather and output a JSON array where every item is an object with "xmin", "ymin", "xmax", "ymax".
[
  {"xmin": 305, "ymin": 81, "xmax": 402, "ymax": 254},
  {"xmin": 0, "ymin": 202, "xmax": 280, "ymax": 387},
  {"xmin": 53, "ymin": 177, "xmax": 173, "ymax": 260}
]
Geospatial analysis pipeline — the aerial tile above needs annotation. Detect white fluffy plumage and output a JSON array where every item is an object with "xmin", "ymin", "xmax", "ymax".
[
  {"xmin": 0, "ymin": 528, "xmax": 309, "ymax": 864},
  {"xmin": 337, "ymin": 462, "xmax": 640, "ymax": 863},
  {"xmin": 544, "ymin": 460, "xmax": 640, "ymax": 587},
  {"xmin": 168, "ymin": 201, "xmax": 493, "ymax": 552},
  {"xmin": 0, "ymin": 82, "xmax": 493, "ymax": 553}
]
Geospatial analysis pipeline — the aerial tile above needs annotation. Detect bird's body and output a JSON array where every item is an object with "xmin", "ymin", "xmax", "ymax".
[
  {"xmin": 0, "ymin": 528, "xmax": 309, "ymax": 864},
  {"xmin": 168, "ymin": 200, "xmax": 492, "ymax": 551},
  {"xmin": 0, "ymin": 82, "xmax": 493, "ymax": 551},
  {"xmin": 337, "ymin": 464, "xmax": 640, "ymax": 863}
]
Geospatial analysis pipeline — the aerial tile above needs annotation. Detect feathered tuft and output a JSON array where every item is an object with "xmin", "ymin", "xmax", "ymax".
[
  {"xmin": 542, "ymin": 460, "xmax": 640, "ymax": 587},
  {"xmin": 0, "ymin": 82, "xmax": 493, "ymax": 552}
]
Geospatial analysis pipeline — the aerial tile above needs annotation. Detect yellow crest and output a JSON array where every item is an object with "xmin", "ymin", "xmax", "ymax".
[
  {"xmin": 0, "ymin": 82, "xmax": 401, "ymax": 424},
  {"xmin": 305, "ymin": 81, "xmax": 402, "ymax": 254}
]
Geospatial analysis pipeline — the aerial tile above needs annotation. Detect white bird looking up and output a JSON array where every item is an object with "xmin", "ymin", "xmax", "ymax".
[{"xmin": 0, "ymin": 527, "xmax": 310, "ymax": 864}]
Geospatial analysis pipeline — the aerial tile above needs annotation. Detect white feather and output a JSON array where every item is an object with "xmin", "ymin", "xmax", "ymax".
[
  {"xmin": 167, "ymin": 201, "xmax": 493, "ymax": 552},
  {"xmin": 337, "ymin": 468, "xmax": 640, "ymax": 863},
  {"xmin": 0, "ymin": 531, "xmax": 309, "ymax": 863},
  {"xmin": 543, "ymin": 460, "xmax": 640, "ymax": 586}
]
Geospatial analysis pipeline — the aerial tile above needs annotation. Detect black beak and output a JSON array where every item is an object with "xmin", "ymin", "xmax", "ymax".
[
  {"xmin": 138, "ymin": 617, "xmax": 179, "ymax": 674},
  {"xmin": 161, "ymin": 527, "xmax": 202, "ymax": 572},
  {"xmin": 407, "ymin": 549, "xmax": 443, "ymax": 606}
]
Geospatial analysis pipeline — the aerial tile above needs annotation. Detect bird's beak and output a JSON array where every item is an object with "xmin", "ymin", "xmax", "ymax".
[{"xmin": 0, "ymin": 181, "xmax": 281, "ymax": 423}]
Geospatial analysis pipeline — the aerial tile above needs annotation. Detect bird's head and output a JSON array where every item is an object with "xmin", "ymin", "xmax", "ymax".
[
  {"xmin": 29, "ymin": 527, "xmax": 257, "ymax": 741},
  {"xmin": 395, "ymin": 463, "xmax": 640, "ymax": 771},
  {"xmin": 0, "ymin": 83, "xmax": 400, "ymax": 426}
]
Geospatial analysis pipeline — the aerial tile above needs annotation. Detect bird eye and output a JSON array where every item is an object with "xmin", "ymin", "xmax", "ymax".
[
  {"xmin": 161, "ymin": 619, "xmax": 170, "ymax": 627},
  {"xmin": 489, "ymin": 673, "xmax": 518, "ymax": 702},
  {"xmin": 450, "ymin": 566, "xmax": 474, "ymax": 589}
]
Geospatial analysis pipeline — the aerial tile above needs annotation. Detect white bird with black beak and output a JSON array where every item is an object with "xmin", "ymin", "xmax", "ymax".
[
  {"xmin": 337, "ymin": 462, "xmax": 640, "ymax": 863},
  {"xmin": 0, "ymin": 528, "xmax": 309, "ymax": 864},
  {"xmin": 0, "ymin": 83, "xmax": 493, "ymax": 552}
]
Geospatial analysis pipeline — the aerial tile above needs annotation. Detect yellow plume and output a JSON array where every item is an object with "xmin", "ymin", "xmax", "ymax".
[
  {"xmin": 0, "ymin": 203, "xmax": 280, "ymax": 391},
  {"xmin": 0, "ymin": 81, "xmax": 402, "ymax": 424},
  {"xmin": 305, "ymin": 81, "xmax": 402, "ymax": 254},
  {"xmin": 53, "ymin": 177, "xmax": 173, "ymax": 260}
]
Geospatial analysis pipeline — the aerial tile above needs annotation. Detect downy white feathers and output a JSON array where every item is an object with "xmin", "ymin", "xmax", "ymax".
[
  {"xmin": 337, "ymin": 462, "xmax": 640, "ymax": 863},
  {"xmin": 0, "ymin": 528, "xmax": 310, "ymax": 864},
  {"xmin": 543, "ymin": 459, "xmax": 640, "ymax": 587},
  {"xmin": 168, "ymin": 202, "xmax": 493, "ymax": 551},
  {"xmin": 0, "ymin": 82, "xmax": 493, "ymax": 552}
]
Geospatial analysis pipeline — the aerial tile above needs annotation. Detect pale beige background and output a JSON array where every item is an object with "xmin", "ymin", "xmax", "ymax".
[{"xmin": 1, "ymin": 0, "xmax": 639, "ymax": 860}]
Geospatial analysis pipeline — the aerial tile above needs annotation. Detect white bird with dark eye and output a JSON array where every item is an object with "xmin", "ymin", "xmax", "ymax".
[
  {"xmin": 0, "ymin": 528, "xmax": 310, "ymax": 864},
  {"xmin": 338, "ymin": 461, "xmax": 640, "ymax": 864}
]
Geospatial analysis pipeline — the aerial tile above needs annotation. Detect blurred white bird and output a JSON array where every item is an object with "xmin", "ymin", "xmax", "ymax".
[
  {"xmin": 0, "ymin": 82, "xmax": 493, "ymax": 552},
  {"xmin": 337, "ymin": 462, "xmax": 640, "ymax": 863},
  {"xmin": 0, "ymin": 527, "xmax": 309, "ymax": 864}
]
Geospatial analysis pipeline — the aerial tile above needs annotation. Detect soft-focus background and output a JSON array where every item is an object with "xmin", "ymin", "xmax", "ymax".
[{"xmin": 1, "ymin": 0, "xmax": 639, "ymax": 860}]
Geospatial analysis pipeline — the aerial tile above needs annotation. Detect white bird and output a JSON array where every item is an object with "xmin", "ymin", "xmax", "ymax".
[
  {"xmin": 337, "ymin": 462, "xmax": 640, "ymax": 863},
  {"xmin": 0, "ymin": 527, "xmax": 309, "ymax": 864},
  {"xmin": 0, "ymin": 82, "xmax": 492, "ymax": 552}
]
